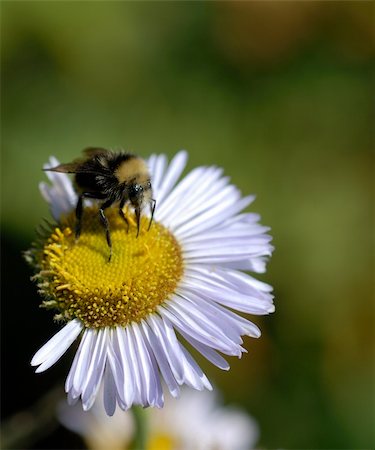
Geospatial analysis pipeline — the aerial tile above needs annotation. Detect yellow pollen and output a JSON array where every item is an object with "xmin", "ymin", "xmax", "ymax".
[{"xmin": 36, "ymin": 207, "xmax": 183, "ymax": 328}]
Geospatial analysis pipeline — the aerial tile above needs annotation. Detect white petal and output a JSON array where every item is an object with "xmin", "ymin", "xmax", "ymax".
[
  {"xmin": 147, "ymin": 315, "xmax": 185, "ymax": 383},
  {"xmin": 155, "ymin": 150, "xmax": 188, "ymax": 205},
  {"xmin": 113, "ymin": 327, "xmax": 135, "ymax": 408},
  {"xmin": 103, "ymin": 363, "xmax": 117, "ymax": 416},
  {"xmin": 187, "ymin": 293, "xmax": 261, "ymax": 338},
  {"xmin": 156, "ymin": 167, "xmax": 215, "ymax": 222},
  {"xmin": 180, "ymin": 346, "xmax": 212, "ymax": 391},
  {"xmin": 222, "ymin": 268, "xmax": 273, "ymax": 292},
  {"xmin": 41, "ymin": 157, "xmax": 77, "ymax": 219},
  {"xmin": 39, "ymin": 182, "xmax": 52, "ymax": 204},
  {"xmin": 174, "ymin": 293, "xmax": 246, "ymax": 343},
  {"xmin": 221, "ymin": 257, "xmax": 269, "ymax": 273},
  {"xmin": 183, "ymin": 243, "xmax": 271, "ymax": 263},
  {"xmin": 179, "ymin": 330, "xmax": 230, "ymax": 370},
  {"xmin": 168, "ymin": 183, "xmax": 239, "ymax": 230},
  {"xmin": 71, "ymin": 329, "xmax": 96, "ymax": 395},
  {"xmin": 141, "ymin": 319, "xmax": 180, "ymax": 398},
  {"xmin": 149, "ymin": 153, "xmax": 167, "ymax": 196},
  {"xmin": 184, "ymin": 267, "xmax": 273, "ymax": 302},
  {"xmin": 152, "ymin": 314, "xmax": 211, "ymax": 391},
  {"xmin": 31, "ymin": 320, "xmax": 83, "ymax": 370},
  {"xmin": 81, "ymin": 329, "xmax": 108, "ymax": 411},
  {"xmin": 158, "ymin": 305, "xmax": 242, "ymax": 357},
  {"xmin": 146, "ymin": 154, "xmax": 157, "ymax": 183},
  {"xmin": 182, "ymin": 279, "xmax": 274, "ymax": 315},
  {"xmin": 132, "ymin": 322, "xmax": 164, "ymax": 408},
  {"xmin": 129, "ymin": 324, "xmax": 153, "ymax": 405},
  {"xmin": 185, "ymin": 234, "xmax": 273, "ymax": 250},
  {"xmin": 65, "ymin": 328, "xmax": 93, "ymax": 393},
  {"xmin": 175, "ymin": 195, "xmax": 255, "ymax": 239},
  {"xmin": 67, "ymin": 390, "xmax": 79, "ymax": 406},
  {"xmin": 106, "ymin": 331, "xmax": 126, "ymax": 406},
  {"xmin": 183, "ymin": 225, "xmax": 271, "ymax": 244},
  {"xmin": 170, "ymin": 296, "xmax": 244, "ymax": 346},
  {"xmin": 125, "ymin": 325, "xmax": 144, "ymax": 405},
  {"xmin": 156, "ymin": 167, "xmax": 225, "ymax": 225}
]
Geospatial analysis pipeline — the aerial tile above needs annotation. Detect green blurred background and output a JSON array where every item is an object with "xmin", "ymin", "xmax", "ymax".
[{"xmin": 1, "ymin": 1, "xmax": 374, "ymax": 449}]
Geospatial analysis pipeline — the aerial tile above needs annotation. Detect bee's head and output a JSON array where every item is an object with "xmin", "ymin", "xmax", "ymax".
[
  {"xmin": 128, "ymin": 180, "xmax": 152, "ymax": 209},
  {"xmin": 128, "ymin": 183, "xmax": 143, "ymax": 208}
]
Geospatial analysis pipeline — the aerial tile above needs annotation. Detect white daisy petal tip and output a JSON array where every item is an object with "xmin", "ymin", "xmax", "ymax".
[
  {"xmin": 249, "ymin": 329, "xmax": 261, "ymax": 339},
  {"xmin": 28, "ymin": 149, "xmax": 274, "ymax": 414},
  {"xmin": 206, "ymin": 381, "xmax": 214, "ymax": 391},
  {"xmin": 82, "ymin": 403, "xmax": 91, "ymax": 412},
  {"xmin": 175, "ymin": 149, "xmax": 188, "ymax": 162}
]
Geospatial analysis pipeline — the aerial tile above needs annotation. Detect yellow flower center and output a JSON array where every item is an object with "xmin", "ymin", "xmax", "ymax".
[
  {"xmin": 36, "ymin": 207, "xmax": 183, "ymax": 328},
  {"xmin": 147, "ymin": 433, "xmax": 176, "ymax": 450}
]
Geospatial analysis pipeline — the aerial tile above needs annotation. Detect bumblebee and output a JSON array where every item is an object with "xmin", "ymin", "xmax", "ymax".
[{"xmin": 45, "ymin": 147, "xmax": 156, "ymax": 261}]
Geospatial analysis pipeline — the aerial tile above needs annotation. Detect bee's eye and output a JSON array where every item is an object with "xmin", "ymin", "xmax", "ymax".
[{"xmin": 130, "ymin": 184, "xmax": 142, "ymax": 197}]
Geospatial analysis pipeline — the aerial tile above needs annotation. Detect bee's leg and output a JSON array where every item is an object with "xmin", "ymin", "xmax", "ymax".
[
  {"xmin": 135, "ymin": 207, "xmax": 141, "ymax": 238},
  {"xmin": 99, "ymin": 199, "xmax": 115, "ymax": 262},
  {"xmin": 75, "ymin": 194, "xmax": 85, "ymax": 240},
  {"xmin": 75, "ymin": 192, "xmax": 105, "ymax": 240},
  {"xmin": 147, "ymin": 199, "xmax": 156, "ymax": 231},
  {"xmin": 118, "ymin": 198, "xmax": 129, "ymax": 232}
]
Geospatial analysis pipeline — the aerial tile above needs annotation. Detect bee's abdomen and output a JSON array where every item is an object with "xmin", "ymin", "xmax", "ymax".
[{"xmin": 75, "ymin": 172, "xmax": 101, "ymax": 193}]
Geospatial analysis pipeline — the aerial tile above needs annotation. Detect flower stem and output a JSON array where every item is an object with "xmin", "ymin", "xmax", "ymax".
[{"xmin": 131, "ymin": 406, "xmax": 148, "ymax": 450}]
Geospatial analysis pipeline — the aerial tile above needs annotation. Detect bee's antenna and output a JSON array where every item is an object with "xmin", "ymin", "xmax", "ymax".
[
  {"xmin": 148, "ymin": 199, "xmax": 156, "ymax": 231},
  {"xmin": 135, "ymin": 207, "xmax": 141, "ymax": 238}
]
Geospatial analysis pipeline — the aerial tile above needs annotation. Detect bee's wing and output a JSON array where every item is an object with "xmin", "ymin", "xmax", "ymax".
[
  {"xmin": 44, "ymin": 162, "xmax": 81, "ymax": 173},
  {"xmin": 44, "ymin": 161, "xmax": 100, "ymax": 174},
  {"xmin": 83, "ymin": 147, "xmax": 109, "ymax": 158}
]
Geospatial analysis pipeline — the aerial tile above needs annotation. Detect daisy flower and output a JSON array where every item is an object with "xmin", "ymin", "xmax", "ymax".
[
  {"xmin": 26, "ymin": 150, "xmax": 274, "ymax": 416},
  {"xmin": 147, "ymin": 388, "xmax": 259, "ymax": 450},
  {"xmin": 58, "ymin": 385, "xmax": 259, "ymax": 450}
]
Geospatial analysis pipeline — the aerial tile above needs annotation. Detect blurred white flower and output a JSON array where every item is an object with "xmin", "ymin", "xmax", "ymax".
[
  {"xmin": 58, "ymin": 386, "xmax": 259, "ymax": 450},
  {"xmin": 148, "ymin": 388, "xmax": 259, "ymax": 450}
]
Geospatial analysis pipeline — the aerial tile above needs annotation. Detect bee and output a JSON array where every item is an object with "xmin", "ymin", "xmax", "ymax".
[{"xmin": 45, "ymin": 147, "xmax": 156, "ymax": 261}]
